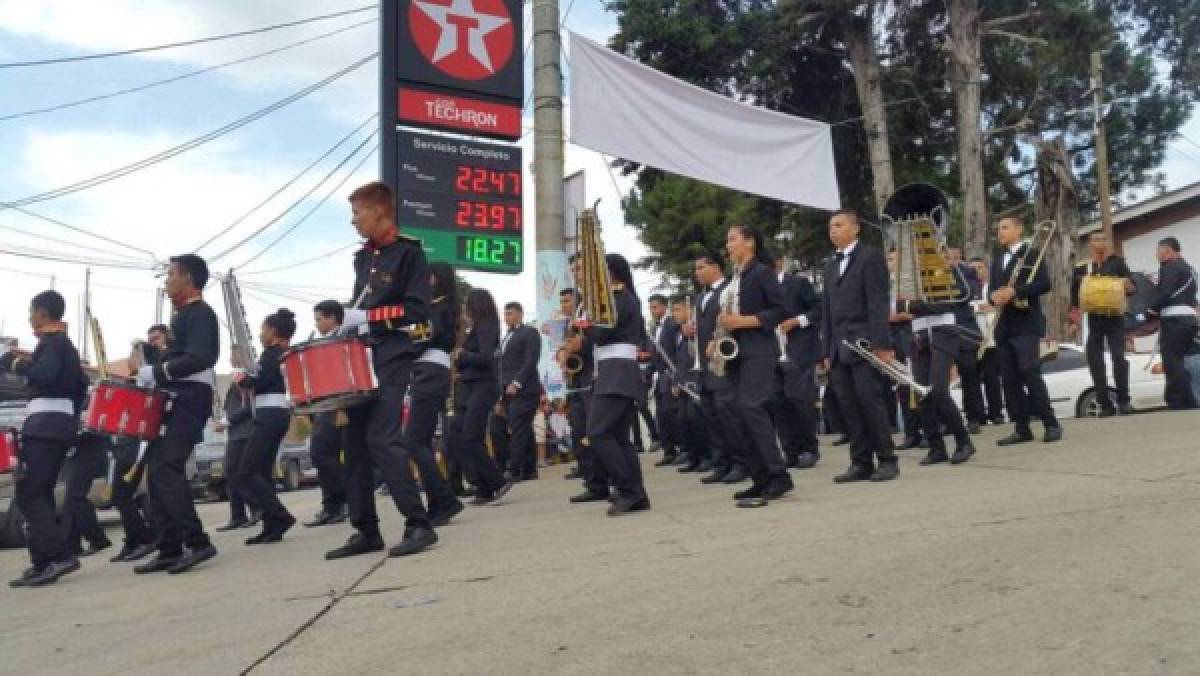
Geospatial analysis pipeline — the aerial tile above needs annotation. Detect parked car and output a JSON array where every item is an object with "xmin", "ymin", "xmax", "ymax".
[
  {"xmin": 191, "ymin": 425, "xmax": 316, "ymax": 500},
  {"xmin": 952, "ymin": 343, "xmax": 1166, "ymax": 420}
]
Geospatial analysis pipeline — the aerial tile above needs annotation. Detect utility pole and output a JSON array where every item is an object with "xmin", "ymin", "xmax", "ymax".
[
  {"xmin": 82, "ymin": 268, "xmax": 91, "ymax": 363},
  {"xmin": 1090, "ymin": 51, "xmax": 1117, "ymax": 251},
  {"xmin": 533, "ymin": 0, "xmax": 565, "ymax": 257}
]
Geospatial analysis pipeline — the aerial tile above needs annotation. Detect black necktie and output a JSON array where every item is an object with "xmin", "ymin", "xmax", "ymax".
[{"xmin": 835, "ymin": 251, "xmax": 846, "ymax": 262}]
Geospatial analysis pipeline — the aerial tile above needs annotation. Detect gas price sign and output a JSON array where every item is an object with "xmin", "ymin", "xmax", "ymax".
[{"xmin": 397, "ymin": 129, "xmax": 523, "ymax": 274}]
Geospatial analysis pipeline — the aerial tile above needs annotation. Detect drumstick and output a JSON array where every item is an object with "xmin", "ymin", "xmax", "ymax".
[{"xmin": 123, "ymin": 440, "xmax": 148, "ymax": 483}]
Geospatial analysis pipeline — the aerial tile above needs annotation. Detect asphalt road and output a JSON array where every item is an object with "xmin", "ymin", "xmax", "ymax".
[{"xmin": 3, "ymin": 411, "xmax": 1200, "ymax": 675}]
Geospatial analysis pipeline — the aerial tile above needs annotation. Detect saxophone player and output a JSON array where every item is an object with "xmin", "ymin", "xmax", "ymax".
[
  {"xmin": 989, "ymin": 217, "xmax": 1063, "ymax": 445},
  {"xmin": 717, "ymin": 225, "xmax": 793, "ymax": 508}
]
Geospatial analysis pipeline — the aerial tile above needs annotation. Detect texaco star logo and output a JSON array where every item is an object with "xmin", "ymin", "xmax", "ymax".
[{"xmin": 410, "ymin": 0, "xmax": 515, "ymax": 81}]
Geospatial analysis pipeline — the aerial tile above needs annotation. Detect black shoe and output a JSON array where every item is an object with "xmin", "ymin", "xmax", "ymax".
[
  {"xmin": 654, "ymin": 455, "xmax": 675, "ymax": 468},
  {"xmin": 110, "ymin": 544, "xmax": 139, "ymax": 563},
  {"xmin": 671, "ymin": 452, "xmax": 690, "ymax": 466},
  {"xmin": 389, "ymin": 527, "xmax": 438, "ymax": 557},
  {"xmin": 491, "ymin": 480, "xmax": 515, "ymax": 503},
  {"xmin": 168, "ymin": 544, "xmax": 217, "ymax": 574},
  {"xmin": 721, "ymin": 466, "xmax": 749, "ymax": 484},
  {"xmin": 765, "ymin": 475, "xmax": 795, "ymax": 499},
  {"xmin": 245, "ymin": 512, "xmax": 262, "ymax": 529},
  {"xmin": 870, "ymin": 463, "xmax": 899, "ymax": 482},
  {"xmin": 834, "ymin": 466, "xmax": 874, "ymax": 483},
  {"xmin": 519, "ymin": 471, "xmax": 539, "ymax": 481},
  {"xmin": 331, "ymin": 506, "xmax": 350, "ymax": 524},
  {"xmin": 80, "ymin": 539, "xmax": 112, "ymax": 557},
  {"xmin": 990, "ymin": 417, "xmax": 1006, "ymax": 425},
  {"xmin": 564, "ymin": 467, "xmax": 582, "ymax": 478},
  {"xmin": 997, "ymin": 431, "xmax": 1034, "ymax": 446},
  {"xmin": 216, "ymin": 519, "xmax": 249, "ymax": 532},
  {"xmin": 950, "ymin": 442, "xmax": 976, "ymax": 464},
  {"xmin": 470, "ymin": 493, "xmax": 496, "ymax": 506},
  {"xmin": 736, "ymin": 495, "xmax": 769, "ymax": 508},
  {"xmin": 678, "ymin": 461, "xmax": 702, "ymax": 473},
  {"xmin": 123, "ymin": 543, "xmax": 157, "ymax": 562},
  {"xmin": 1118, "ymin": 403, "xmax": 1134, "ymax": 415},
  {"xmin": 14, "ymin": 558, "xmax": 80, "ymax": 587},
  {"xmin": 134, "ymin": 555, "xmax": 180, "ymax": 574},
  {"xmin": 607, "ymin": 495, "xmax": 651, "ymax": 516},
  {"xmin": 326, "ymin": 533, "xmax": 385, "ymax": 560},
  {"xmin": 1043, "ymin": 426, "xmax": 1063, "ymax": 443},
  {"xmin": 1097, "ymin": 407, "xmax": 1116, "ymax": 418},
  {"xmin": 303, "ymin": 511, "xmax": 333, "ymax": 528},
  {"xmin": 784, "ymin": 454, "xmax": 799, "ymax": 469},
  {"xmin": 897, "ymin": 437, "xmax": 923, "ymax": 451},
  {"xmin": 920, "ymin": 450, "xmax": 949, "ymax": 465},
  {"xmin": 429, "ymin": 501, "xmax": 465, "ymax": 528},
  {"xmin": 700, "ymin": 470, "xmax": 726, "ymax": 484},
  {"xmin": 569, "ymin": 490, "xmax": 610, "ymax": 503},
  {"xmin": 831, "ymin": 435, "xmax": 851, "ymax": 446},
  {"xmin": 695, "ymin": 460, "xmax": 714, "ymax": 473},
  {"xmin": 967, "ymin": 421, "xmax": 982, "ymax": 435},
  {"xmin": 733, "ymin": 484, "xmax": 764, "ymax": 500},
  {"xmin": 794, "ymin": 452, "xmax": 819, "ymax": 469}
]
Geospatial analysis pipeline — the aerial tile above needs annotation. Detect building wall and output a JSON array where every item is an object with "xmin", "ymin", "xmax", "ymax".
[{"xmin": 1117, "ymin": 197, "xmax": 1200, "ymax": 275}]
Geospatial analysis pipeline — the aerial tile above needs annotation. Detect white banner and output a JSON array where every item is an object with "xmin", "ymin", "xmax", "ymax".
[{"xmin": 569, "ymin": 32, "xmax": 840, "ymax": 211}]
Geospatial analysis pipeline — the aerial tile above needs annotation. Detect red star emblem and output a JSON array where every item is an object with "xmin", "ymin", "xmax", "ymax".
[{"xmin": 409, "ymin": 0, "xmax": 516, "ymax": 81}]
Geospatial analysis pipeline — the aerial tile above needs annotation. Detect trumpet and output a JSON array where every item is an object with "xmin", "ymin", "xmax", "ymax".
[{"xmin": 841, "ymin": 338, "xmax": 931, "ymax": 401}]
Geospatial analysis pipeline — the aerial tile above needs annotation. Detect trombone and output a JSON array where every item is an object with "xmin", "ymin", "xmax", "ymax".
[{"xmin": 841, "ymin": 338, "xmax": 931, "ymax": 401}]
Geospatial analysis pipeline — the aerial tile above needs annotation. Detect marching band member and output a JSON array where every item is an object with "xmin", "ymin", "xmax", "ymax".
[
  {"xmin": 1070, "ymin": 232, "xmax": 1135, "ymax": 416},
  {"xmin": 234, "ymin": 308, "xmax": 298, "ymax": 545},
  {"xmin": 669, "ymin": 296, "xmax": 708, "ymax": 470},
  {"xmin": 1, "ymin": 291, "xmax": 86, "ymax": 587},
  {"xmin": 647, "ymin": 294, "xmax": 681, "ymax": 466},
  {"xmin": 887, "ymin": 250, "xmax": 922, "ymax": 451},
  {"xmin": 719, "ymin": 225, "xmax": 792, "ymax": 508},
  {"xmin": 304, "ymin": 300, "xmax": 348, "ymax": 527},
  {"xmin": 577, "ymin": 253, "xmax": 651, "ymax": 516},
  {"xmin": 325, "ymin": 181, "xmax": 437, "ymax": 561},
  {"xmin": 1147, "ymin": 237, "xmax": 1198, "ymax": 410},
  {"xmin": 558, "ymin": 288, "xmax": 610, "ymax": 504},
  {"xmin": 821, "ymin": 210, "xmax": 899, "ymax": 483},
  {"xmin": 498, "ymin": 302, "xmax": 542, "ymax": 481},
  {"xmin": 970, "ymin": 257, "xmax": 1006, "ymax": 424},
  {"xmin": 216, "ymin": 362, "xmax": 257, "ymax": 532},
  {"xmin": 405, "ymin": 262, "xmax": 466, "ymax": 526},
  {"xmin": 109, "ymin": 334, "xmax": 164, "ymax": 561},
  {"xmin": 772, "ymin": 257, "xmax": 821, "ymax": 470},
  {"xmin": 989, "ymin": 217, "xmax": 1062, "ymax": 445},
  {"xmin": 134, "ymin": 255, "xmax": 220, "ymax": 575}
]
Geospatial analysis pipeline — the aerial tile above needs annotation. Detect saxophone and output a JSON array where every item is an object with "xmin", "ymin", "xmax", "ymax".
[{"xmin": 708, "ymin": 268, "xmax": 741, "ymax": 378}]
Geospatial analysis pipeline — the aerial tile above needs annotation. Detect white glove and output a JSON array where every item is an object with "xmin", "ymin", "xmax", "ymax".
[
  {"xmin": 1136, "ymin": 313, "xmax": 1146, "ymax": 323},
  {"xmin": 136, "ymin": 365, "xmax": 156, "ymax": 388},
  {"xmin": 343, "ymin": 308, "xmax": 368, "ymax": 329}
]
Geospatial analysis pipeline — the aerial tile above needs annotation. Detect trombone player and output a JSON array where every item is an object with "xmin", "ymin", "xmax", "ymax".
[{"xmin": 989, "ymin": 216, "xmax": 1063, "ymax": 445}]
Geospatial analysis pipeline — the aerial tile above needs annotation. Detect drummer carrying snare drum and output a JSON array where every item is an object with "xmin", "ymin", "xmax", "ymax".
[{"xmin": 1070, "ymin": 232, "xmax": 1136, "ymax": 416}]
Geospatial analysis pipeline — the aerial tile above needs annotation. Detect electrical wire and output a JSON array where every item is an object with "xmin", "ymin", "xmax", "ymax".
[
  {"xmin": 233, "ymin": 142, "xmax": 379, "ymax": 269},
  {"xmin": 0, "ymin": 245, "xmax": 158, "ymax": 269},
  {"xmin": 0, "ymin": 5, "xmax": 377, "ymax": 68},
  {"xmin": 210, "ymin": 130, "xmax": 378, "ymax": 263},
  {"xmin": 0, "ymin": 204, "xmax": 159, "ymax": 260},
  {"xmin": 240, "ymin": 242, "xmax": 358, "ymax": 275},
  {"xmin": 0, "ymin": 221, "xmax": 151, "ymax": 262},
  {"xmin": 0, "ymin": 53, "xmax": 377, "ymax": 209},
  {"xmin": 0, "ymin": 18, "xmax": 377, "ymax": 123},
  {"xmin": 194, "ymin": 112, "xmax": 377, "ymax": 252}
]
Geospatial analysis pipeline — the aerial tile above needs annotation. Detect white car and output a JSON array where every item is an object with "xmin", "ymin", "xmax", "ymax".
[{"xmin": 953, "ymin": 343, "xmax": 1166, "ymax": 420}]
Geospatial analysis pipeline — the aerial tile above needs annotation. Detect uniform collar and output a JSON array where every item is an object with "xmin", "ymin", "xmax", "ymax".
[
  {"xmin": 1007, "ymin": 242, "xmax": 1023, "ymax": 256},
  {"xmin": 838, "ymin": 240, "xmax": 859, "ymax": 257},
  {"xmin": 34, "ymin": 321, "xmax": 67, "ymax": 338},
  {"xmin": 364, "ymin": 225, "xmax": 400, "ymax": 250},
  {"xmin": 169, "ymin": 289, "xmax": 203, "ymax": 309}
]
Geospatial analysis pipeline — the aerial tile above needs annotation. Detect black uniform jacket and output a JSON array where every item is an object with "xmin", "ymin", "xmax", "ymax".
[
  {"xmin": 154, "ymin": 299, "xmax": 220, "ymax": 387},
  {"xmin": 1150, "ymin": 257, "xmax": 1197, "ymax": 315},
  {"xmin": 0, "ymin": 330, "xmax": 84, "ymax": 444},
  {"xmin": 587, "ymin": 287, "xmax": 646, "ymax": 401},
  {"xmin": 457, "ymin": 320, "xmax": 499, "ymax": 382},
  {"xmin": 731, "ymin": 259, "xmax": 786, "ymax": 359},
  {"xmin": 694, "ymin": 277, "xmax": 731, "ymax": 375},
  {"xmin": 499, "ymin": 324, "xmax": 541, "ymax": 395},
  {"xmin": 780, "ymin": 272, "xmax": 821, "ymax": 365},
  {"xmin": 351, "ymin": 235, "xmax": 431, "ymax": 382},
  {"xmin": 652, "ymin": 317, "xmax": 680, "ymax": 394},
  {"xmin": 822, "ymin": 241, "xmax": 892, "ymax": 362},
  {"xmin": 988, "ymin": 243, "xmax": 1051, "ymax": 339}
]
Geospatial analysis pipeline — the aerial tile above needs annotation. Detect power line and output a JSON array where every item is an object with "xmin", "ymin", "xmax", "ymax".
[
  {"xmin": 0, "ymin": 245, "xmax": 157, "ymax": 269},
  {"xmin": 0, "ymin": 5, "xmax": 377, "ymax": 69},
  {"xmin": 241, "ymin": 242, "xmax": 358, "ymax": 275},
  {"xmin": 233, "ymin": 141, "xmax": 379, "ymax": 269},
  {"xmin": 0, "ymin": 221, "xmax": 149, "ymax": 262},
  {"xmin": 0, "ymin": 203, "xmax": 159, "ymax": 260},
  {"xmin": 210, "ymin": 130, "xmax": 378, "ymax": 263},
  {"xmin": 1, "ymin": 53, "xmax": 377, "ymax": 210},
  {"xmin": 0, "ymin": 18, "xmax": 377, "ymax": 123},
  {"xmin": 194, "ymin": 112, "xmax": 377, "ymax": 252}
]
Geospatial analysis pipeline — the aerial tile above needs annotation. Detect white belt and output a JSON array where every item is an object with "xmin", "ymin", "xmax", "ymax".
[
  {"xmin": 27, "ymin": 398, "xmax": 75, "ymax": 416},
  {"xmin": 1162, "ymin": 305, "xmax": 1197, "ymax": 318},
  {"xmin": 911, "ymin": 313, "xmax": 955, "ymax": 331},
  {"xmin": 254, "ymin": 393, "xmax": 291, "ymax": 409},
  {"xmin": 595, "ymin": 343, "xmax": 637, "ymax": 362},
  {"xmin": 179, "ymin": 367, "xmax": 215, "ymax": 387},
  {"xmin": 417, "ymin": 348, "xmax": 451, "ymax": 368}
]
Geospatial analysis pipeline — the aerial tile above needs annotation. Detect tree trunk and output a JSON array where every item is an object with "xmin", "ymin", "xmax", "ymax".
[
  {"xmin": 844, "ymin": 12, "xmax": 895, "ymax": 215},
  {"xmin": 946, "ymin": 0, "xmax": 988, "ymax": 259},
  {"xmin": 1034, "ymin": 137, "xmax": 1080, "ymax": 345}
]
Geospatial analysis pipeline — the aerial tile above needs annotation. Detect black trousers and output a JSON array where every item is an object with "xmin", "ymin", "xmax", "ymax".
[
  {"xmin": 111, "ymin": 440, "xmax": 154, "ymax": 547},
  {"xmin": 775, "ymin": 361, "xmax": 818, "ymax": 456},
  {"xmin": 236, "ymin": 408, "xmax": 292, "ymax": 525},
  {"xmin": 147, "ymin": 385, "xmax": 212, "ymax": 556},
  {"xmin": 830, "ymin": 355, "xmax": 896, "ymax": 469},
  {"xmin": 729, "ymin": 356, "xmax": 788, "ymax": 487},
  {"xmin": 1161, "ymin": 317, "xmax": 1199, "ymax": 410},
  {"xmin": 16, "ymin": 435, "xmax": 72, "ymax": 568},
  {"xmin": 569, "ymin": 391, "xmax": 608, "ymax": 495},
  {"xmin": 344, "ymin": 374, "xmax": 430, "ymax": 534},
  {"xmin": 62, "ymin": 434, "xmax": 109, "ymax": 549},
  {"xmin": 404, "ymin": 363, "xmax": 460, "ymax": 515},
  {"xmin": 631, "ymin": 384, "xmax": 659, "ymax": 450},
  {"xmin": 1086, "ymin": 316, "xmax": 1130, "ymax": 409},
  {"xmin": 224, "ymin": 438, "xmax": 249, "ymax": 522},
  {"xmin": 489, "ymin": 411, "xmax": 510, "ymax": 473},
  {"xmin": 997, "ymin": 334, "xmax": 1059, "ymax": 432},
  {"xmin": 504, "ymin": 393, "xmax": 538, "ymax": 476},
  {"xmin": 978, "ymin": 348, "xmax": 1005, "ymax": 421},
  {"xmin": 700, "ymin": 377, "xmax": 743, "ymax": 471},
  {"xmin": 653, "ymin": 387, "xmax": 679, "ymax": 457},
  {"xmin": 913, "ymin": 330, "xmax": 970, "ymax": 452},
  {"xmin": 955, "ymin": 343, "xmax": 987, "ymax": 425},
  {"xmin": 587, "ymin": 393, "xmax": 646, "ymax": 500},
  {"xmin": 309, "ymin": 432, "xmax": 345, "ymax": 513},
  {"xmin": 454, "ymin": 379, "xmax": 507, "ymax": 497}
]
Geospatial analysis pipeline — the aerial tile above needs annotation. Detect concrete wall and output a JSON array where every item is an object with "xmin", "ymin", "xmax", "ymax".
[{"xmin": 1116, "ymin": 196, "xmax": 1200, "ymax": 275}]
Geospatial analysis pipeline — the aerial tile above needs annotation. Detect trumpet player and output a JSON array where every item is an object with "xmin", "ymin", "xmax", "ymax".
[
  {"xmin": 990, "ymin": 217, "xmax": 1062, "ymax": 445},
  {"xmin": 647, "ymin": 294, "xmax": 682, "ymax": 467},
  {"xmin": 772, "ymin": 256, "xmax": 821, "ymax": 469},
  {"xmin": 821, "ymin": 210, "xmax": 899, "ymax": 483},
  {"xmin": 718, "ymin": 225, "xmax": 793, "ymax": 508},
  {"xmin": 669, "ymin": 296, "xmax": 708, "ymax": 467}
]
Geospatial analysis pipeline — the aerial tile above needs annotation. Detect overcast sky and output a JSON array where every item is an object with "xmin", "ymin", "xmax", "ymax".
[{"xmin": 0, "ymin": 1, "xmax": 1197, "ymax": 363}]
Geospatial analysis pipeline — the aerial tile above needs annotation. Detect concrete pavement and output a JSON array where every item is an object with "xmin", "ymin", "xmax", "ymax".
[{"xmin": 3, "ymin": 411, "xmax": 1200, "ymax": 675}]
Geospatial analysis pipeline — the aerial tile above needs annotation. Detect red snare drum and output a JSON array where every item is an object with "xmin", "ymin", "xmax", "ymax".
[
  {"xmin": 82, "ymin": 380, "xmax": 171, "ymax": 441},
  {"xmin": 282, "ymin": 336, "xmax": 378, "ymax": 414},
  {"xmin": 0, "ymin": 427, "xmax": 16, "ymax": 474}
]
